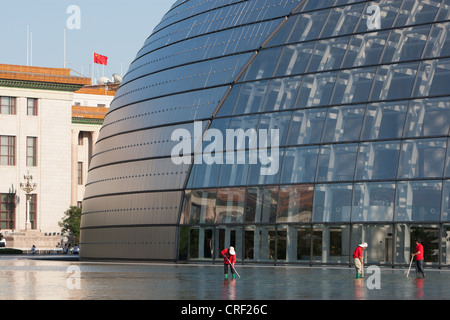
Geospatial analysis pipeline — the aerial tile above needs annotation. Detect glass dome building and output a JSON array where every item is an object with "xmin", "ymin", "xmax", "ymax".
[{"xmin": 80, "ymin": 0, "xmax": 450, "ymax": 267}]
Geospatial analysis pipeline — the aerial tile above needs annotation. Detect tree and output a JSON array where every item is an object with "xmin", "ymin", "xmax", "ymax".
[{"xmin": 59, "ymin": 206, "xmax": 81, "ymax": 245}]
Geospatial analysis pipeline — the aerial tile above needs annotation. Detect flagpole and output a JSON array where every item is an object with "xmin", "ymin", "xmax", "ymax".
[
  {"xmin": 27, "ymin": 24, "xmax": 29, "ymax": 66},
  {"xmin": 64, "ymin": 27, "xmax": 66, "ymax": 68},
  {"xmin": 30, "ymin": 28, "xmax": 33, "ymax": 66}
]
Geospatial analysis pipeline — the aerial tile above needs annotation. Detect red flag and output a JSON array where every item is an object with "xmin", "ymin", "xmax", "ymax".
[{"xmin": 94, "ymin": 53, "xmax": 108, "ymax": 65}]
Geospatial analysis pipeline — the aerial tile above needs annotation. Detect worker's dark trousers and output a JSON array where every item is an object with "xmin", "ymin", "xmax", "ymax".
[
  {"xmin": 416, "ymin": 259, "xmax": 425, "ymax": 277},
  {"xmin": 224, "ymin": 264, "xmax": 235, "ymax": 275}
]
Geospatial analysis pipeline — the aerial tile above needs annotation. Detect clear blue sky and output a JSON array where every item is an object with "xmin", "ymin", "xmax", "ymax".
[{"xmin": 0, "ymin": 0, "xmax": 174, "ymax": 82}]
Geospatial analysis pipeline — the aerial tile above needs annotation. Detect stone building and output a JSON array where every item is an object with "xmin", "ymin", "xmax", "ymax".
[{"xmin": 0, "ymin": 64, "xmax": 115, "ymax": 249}]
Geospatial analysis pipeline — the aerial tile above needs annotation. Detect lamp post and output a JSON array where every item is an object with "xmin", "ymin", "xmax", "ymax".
[{"xmin": 20, "ymin": 171, "xmax": 37, "ymax": 231}]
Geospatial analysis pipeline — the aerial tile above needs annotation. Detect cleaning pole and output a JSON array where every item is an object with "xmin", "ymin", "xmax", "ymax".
[
  {"xmin": 406, "ymin": 254, "xmax": 415, "ymax": 278},
  {"xmin": 225, "ymin": 256, "xmax": 241, "ymax": 279}
]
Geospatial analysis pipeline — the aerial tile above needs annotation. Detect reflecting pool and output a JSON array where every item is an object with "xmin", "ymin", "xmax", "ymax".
[{"xmin": 0, "ymin": 256, "xmax": 449, "ymax": 300}]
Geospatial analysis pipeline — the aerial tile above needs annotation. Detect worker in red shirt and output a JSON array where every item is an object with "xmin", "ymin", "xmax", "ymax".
[
  {"xmin": 352, "ymin": 242, "xmax": 367, "ymax": 279},
  {"xmin": 221, "ymin": 246, "xmax": 236, "ymax": 280},
  {"xmin": 412, "ymin": 239, "xmax": 425, "ymax": 278}
]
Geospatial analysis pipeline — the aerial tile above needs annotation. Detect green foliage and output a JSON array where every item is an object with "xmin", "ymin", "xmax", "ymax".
[
  {"xmin": 59, "ymin": 206, "xmax": 82, "ymax": 244},
  {"xmin": 0, "ymin": 248, "xmax": 23, "ymax": 255}
]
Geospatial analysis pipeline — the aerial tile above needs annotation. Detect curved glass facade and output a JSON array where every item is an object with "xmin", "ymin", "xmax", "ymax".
[{"xmin": 81, "ymin": 0, "xmax": 450, "ymax": 266}]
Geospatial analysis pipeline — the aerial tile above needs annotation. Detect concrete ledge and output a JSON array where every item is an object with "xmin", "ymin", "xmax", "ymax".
[{"xmin": 4, "ymin": 230, "xmax": 62, "ymax": 251}]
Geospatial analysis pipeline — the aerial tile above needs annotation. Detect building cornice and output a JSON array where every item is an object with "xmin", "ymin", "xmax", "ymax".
[
  {"xmin": 0, "ymin": 79, "xmax": 86, "ymax": 92},
  {"xmin": 72, "ymin": 117, "xmax": 104, "ymax": 125},
  {"xmin": 0, "ymin": 63, "xmax": 91, "ymax": 93}
]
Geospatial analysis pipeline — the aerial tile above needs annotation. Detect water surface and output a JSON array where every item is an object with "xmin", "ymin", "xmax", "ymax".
[{"xmin": 0, "ymin": 256, "xmax": 448, "ymax": 300}]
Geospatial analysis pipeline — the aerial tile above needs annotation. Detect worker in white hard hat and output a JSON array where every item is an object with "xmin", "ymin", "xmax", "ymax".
[
  {"xmin": 221, "ymin": 246, "xmax": 236, "ymax": 280},
  {"xmin": 353, "ymin": 242, "xmax": 368, "ymax": 279}
]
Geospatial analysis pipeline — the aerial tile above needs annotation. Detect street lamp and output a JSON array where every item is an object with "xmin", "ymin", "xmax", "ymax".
[{"xmin": 20, "ymin": 171, "xmax": 37, "ymax": 231}]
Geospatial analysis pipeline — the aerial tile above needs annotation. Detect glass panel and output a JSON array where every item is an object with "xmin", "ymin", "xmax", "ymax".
[
  {"xmin": 394, "ymin": 0, "xmax": 441, "ymax": 27},
  {"xmin": 0, "ymin": 97, "xmax": 13, "ymax": 114},
  {"xmin": 245, "ymin": 186, "xmax": 278, "ymax": 223},
  {"xmin": 178, "ymin": 226, "xmax": 189, "ymax": 260},
  {"xmin": 311, "ymin": 226, "xmax": 323, "ymax": 263},
  {"xmin": 437, "ymin": 1, "xmax": 450, "ymax": 21},
  {"xmin": 270, "ymin": 10, "xmax": 330, "ymax": 45},
  {"xmin": 216, "ymin": 85, "xmax": 241, "ymax": 118},
  {"xmin": 280, "ymin": 146, "xmax": 319, "ymax": 184},
  {"xmin": 276, "ymin": 225, "xmax": 303, "ymax": 262},
  {"xmin": 261, "ymin": 77, "xmax": 301, "ymax": 112},
  {"xmin": 115, "ymin": 53, "xmax": 252, "ymax": 107},
  {"xmin": 413, "ymin": 58, "xmax": 450, "ymax": 97},
  {"xmin": 446, "ymin": 139, "xmax": 450, "ymax": 177},
  {"xmin": 187, "ymin": 158, "xmax": 221, "ymax": 189},
  {"xmin": 396, "ymin": 181, "xmax": 442, "ymax": 222},
  {"xmin": 398, "ymin": 138, "xmax": 447, "ymax": 179},
  {"xmin": 297, "ymin": 227, "xmax": 312, "ymax": 262},
  {"xmin": 286, "ymin": 108, "xmax": 327, "ymax": 146},
  {"xmin": 301, "ymin": 0, "xmax": 334, "ymax": 11},
  {"xmin": 257, "ymin": 111, "xmax": 291, "ymax": 147},
  {"xmin": 202, "ymin": 118, "xmax": 230, "ymax": 152},
  {"xmin": 227, "ymin": 114, "xmax": 260, "ymax": 151},
  {"xmin": 395, "ymin": 224, "xmax": 439, "ymax": 264},
  {"xmin": 233, "ymin": 80, "xmax": 270, "ymax": 115},
  {"xmin": 380, "ymin": 25, "xmax": 431, "ymax": 63},
  {"xmin": 215, "ymin": 225, "xmax": 243, "ymax": 263},
  {"xmin": 132, "ymin": 19, "xmax": 282, "ymax": 81},
  {"xmin": 276, "ymin": 226, "xmax": 287, "ymax": 262},
  {"xmin": 316, "ymin": 144, "xmax": 358, "ymax": 183},
  {"xmin": 247, "ymin": 151, "xmax": 281, "ymax": 186},
  {"xmin": 103, "ymin": 86, "xmax": 227, "ymax": 136},
  {"xmin": 232, "ymin": 19, "xmax": 283, "ymax": 54},
  {"xmin": 245, "ymin": 225, "xmax": 276, "ymax": 262},
  {"xmin": 371, "ymin": 62, "xmax": 419, "ymax": 101},
  {"xmin": 215, "ymin": 187, "xmax": 245, "ymax": 224},
  {"xmin": 242, "ymin": 47, "xmax": 282, "ymax": 81},
  {"xmin": 313, "ymin": 184, "xmax": 353, "ymax": 223},
  {"xmin": 312, "ymin": 224, "xmax": 351, "ymax": 264},
  {"xmin": 352, "ymin": 224, "xmax": 393, "ymax": 265},
  {"xmin": 442, "ymin": 180, "xmax": 450, "ymax": 221},
  {"xmin": 423, "ymin": 23, "xmax": 450, "ymax": 59},
  {"xmin": 306, "ymin": 36, "xmax": 350, "ymax": 72},
  {"xmin": 355, "ymin": 141, "xmax": 401, "ymax": 181},
  {"xmin": 141, "ymin": 0, "xmax": 296, "ymax": 54},
  {"xmin": 226, "ymin": 114, "xmax": 260, "ymax": 152},
  {"xmin": 404, "ymin": 97, "xmax": 450, "ymax": 138},
  {"xmin": 273, "ymin": 42, "xmax": 314, "ymax": 77},
  {"xmin": 244, "ymin": 226, "xmax": 255, "ymax": 260},
  {"xmin": 321, "ymin": 104, "xmax": 366, "ymax": 143},
  {"xmin": 277, "ymin": 185, "xmax": 313, "ymax": 223},
  {"xmin": 352, "ymin": 182, "xmax": 395, "ymax": 222},
  {"xmin": 189, "ymin": 226, "xmax": 213, "ymax": 260},
  {"xmin": 239, "ymin": 121, "xmax": 281, "ymax": 183},
  {"xmin": 263, "ymin": 226, "xmax": 277, "ymax": 262},
  {"xmin": 295, "ymin": 71, "xmax": 337, "ymax": 108},
  {"xmin": 442, "ymin": 224, "xmax": 450, "ymax": 266},
  {"xmin": 411, "ymin": 226, "xmax": 439, "ymax": 263},
  {"xmin": 319, "ymin": 4, "xmax": 364, "ymax": 38},
  {"xmin": 361, "ymin": 101, "xmax": 408, "ymax": 140},
  {"xmin": 189, "ymin": 189, "xmax": 217, "ymax": 224},
  {"xmin": 368, "ymin": 2, "xmax": 401, "ymax": 31},
  {"xmin": 342, "ymin": 31, "xmax": 389, "ymax": 68},
  {"xmin": 218, "ymin": 150, "xmax": 250, "ymax": 187},
  {"xmin": 179, "ymin": 191, "xmax": 191, "ymax": 225},
  {"xmin": 331, "ymin": 67, "xmax": 376, "ymax": 105}
]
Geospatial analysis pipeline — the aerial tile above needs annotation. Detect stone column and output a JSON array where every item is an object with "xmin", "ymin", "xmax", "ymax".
[{"xmin": 71, "ymin": 129, "xmax": 79, "ymax": 206}]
